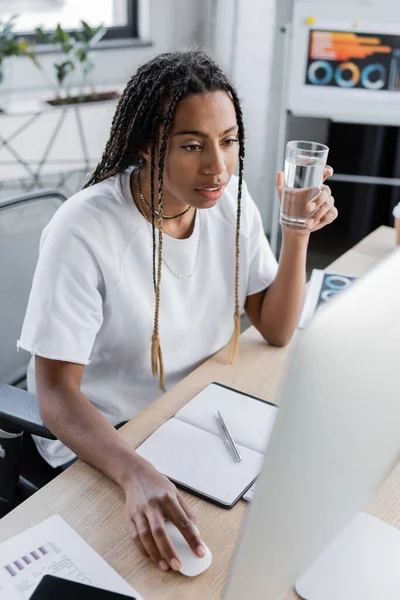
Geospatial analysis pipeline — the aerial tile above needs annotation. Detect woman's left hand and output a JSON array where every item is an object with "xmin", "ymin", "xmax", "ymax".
[{"xmin": 276, "ymin": 166, "xmax": 338, "ymax": 233}]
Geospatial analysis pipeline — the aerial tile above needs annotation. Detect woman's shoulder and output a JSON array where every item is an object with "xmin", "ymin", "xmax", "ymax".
[
  {"xmin": 49, "ymin": 176, "xmax": 124, "ymax": 223},
  {"xmin": 39, "ymin": 175, "xmax": 141, "ymax": 283},
  {"xmin": 44, "ymin": 174, "xmax": 138, "ymax": 243}
]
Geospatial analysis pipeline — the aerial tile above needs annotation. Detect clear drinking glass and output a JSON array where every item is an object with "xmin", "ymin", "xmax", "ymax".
[{"xmin": 280, "ymin": 140, "xmax": 329, "ymax": 230}]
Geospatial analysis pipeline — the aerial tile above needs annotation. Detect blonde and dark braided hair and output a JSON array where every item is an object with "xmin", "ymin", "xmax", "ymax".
[{"xmin": 84, "ymin": 51, "xmax": 245, "ymax": 390}]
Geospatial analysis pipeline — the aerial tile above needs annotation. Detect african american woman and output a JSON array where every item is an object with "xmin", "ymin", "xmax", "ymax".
[{"xmin": 19, "ymin": 51, "xmax": 337, "ymax": 572}]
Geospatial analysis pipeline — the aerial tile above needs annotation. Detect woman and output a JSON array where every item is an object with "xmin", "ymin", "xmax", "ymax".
[{"xmin": 18, "ymin": 50, "xmax": 337, "ymax": 572}]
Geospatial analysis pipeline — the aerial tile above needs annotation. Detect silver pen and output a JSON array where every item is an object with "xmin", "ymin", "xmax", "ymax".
[{"xmin": 216, "ymin": 410, "xmax": 243, "ymax": 463}]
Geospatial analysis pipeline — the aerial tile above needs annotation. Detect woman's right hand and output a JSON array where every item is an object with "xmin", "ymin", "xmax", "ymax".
[{"xmin": 123, "ymin": 458, "xmax": 206, "ymax": 571}]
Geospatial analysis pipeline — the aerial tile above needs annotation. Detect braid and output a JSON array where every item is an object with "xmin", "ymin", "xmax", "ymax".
[
  {"xmin": 84, "ymin": 76, "xmax": 162, "ymax": 187},
  {"xmin": 84, "ymin": 78, "xmax": 139, "ymax": 187},
  {"xmin": 150, "ymin": 118, "xmax": 158, "ymax": 291},
  {"xmin": 227, "ymin": 87, "xmax": 246, "ymax": 364},
  {"xmin": 151, "ymin": 92, "xmax": 184, "ymax": 391},
  {"xmin": 83, "ymin": 50, "xmax": 246, "ymax": 389}
]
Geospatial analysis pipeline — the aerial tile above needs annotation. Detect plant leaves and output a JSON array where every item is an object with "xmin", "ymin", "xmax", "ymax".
[
  {"xmin": 81, "ymin": 20, "xmax": 93, "ymax": 38},
  {"xmin": 75, "ymin": 48, "xmax": 87, "ymax": 62},
  {"xmin": 35, "ymin": 26, "xmax": 54, "ymax": 43},
  {"xmin": 55, "ymin": 59, "xmax": 75, "ymax": 84},
  {"xmin": 55, "ymin": 23, "xmax": 73, "ymax": 53}
]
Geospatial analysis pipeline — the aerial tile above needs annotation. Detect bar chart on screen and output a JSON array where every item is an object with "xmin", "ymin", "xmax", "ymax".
[{"xmin": 287, "ymin": 1, "xmax": 400, "ymax": 125}]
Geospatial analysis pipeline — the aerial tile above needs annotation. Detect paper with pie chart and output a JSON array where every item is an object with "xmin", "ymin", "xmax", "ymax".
[
  {"xmin": 306, "ymin": 30, "xmax": 400, "ymax": 92},
  {"xmin": 299, "ymin": 270, "xmax": 358, "ymax": 329}
]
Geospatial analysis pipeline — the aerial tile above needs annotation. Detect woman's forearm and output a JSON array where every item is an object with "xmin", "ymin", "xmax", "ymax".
[
  {"xmin": 38, "ymin": 383, "xmax": 146, "ymax": 492},
  {"xmin": 259, "ymin": 230, "xmax": 310, "ymax": 346}
]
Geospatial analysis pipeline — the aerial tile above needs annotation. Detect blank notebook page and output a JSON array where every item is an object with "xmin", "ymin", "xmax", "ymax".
[
  {"xmin": 175, "ymin": 383, "xmax": 278, "ymax": 454},
  {"xmin": 136, "ymin": 419, "xmax": 264, "ymax": 506}
]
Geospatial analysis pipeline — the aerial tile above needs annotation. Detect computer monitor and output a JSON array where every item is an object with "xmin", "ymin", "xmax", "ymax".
[{"xmin": 225, "ymin": 248, "xmax": 400, "ymax": 599}]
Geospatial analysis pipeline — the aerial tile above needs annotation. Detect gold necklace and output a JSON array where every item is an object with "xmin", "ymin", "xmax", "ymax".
[
  {"xmin": 133, "ymin": 171, "xmax": 192, "ymax": 220},
  {"xmin": 132, "ymin": 172, "xmax": 201, "ymax": 279}
]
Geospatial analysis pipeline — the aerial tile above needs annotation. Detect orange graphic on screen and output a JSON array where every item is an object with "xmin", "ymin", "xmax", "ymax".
[{"xmin": 311, "ymin": 31, "xmax": 392, "ymax": 61}]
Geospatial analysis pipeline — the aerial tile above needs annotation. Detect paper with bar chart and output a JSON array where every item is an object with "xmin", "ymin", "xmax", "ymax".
[
  {"xmin": 299, "ymin": 270, "xmax": 358, "ymax": 329},
  {"xmin": 306, "ymin": 30, "xmax": 400, "ymax": 92},
  {"xmin": 0, "ymin": 515, "xmax": 141, "ymax": 599}
]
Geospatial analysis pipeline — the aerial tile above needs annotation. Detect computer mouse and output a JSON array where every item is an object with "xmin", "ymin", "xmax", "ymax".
[{"xmin": 165, "ymin": 521, "xmax": 213, "ymax": 577}]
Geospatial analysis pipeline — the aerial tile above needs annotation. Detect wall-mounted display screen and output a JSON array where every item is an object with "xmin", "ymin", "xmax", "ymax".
[{"xmin": 306, "ymin": 30, "xmax": 400, "ymax": 92}]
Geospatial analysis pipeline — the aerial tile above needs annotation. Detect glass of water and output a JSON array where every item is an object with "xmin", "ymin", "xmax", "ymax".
[{"xmin": 280, "ymin": 140, "xmax": 329, "ymax": 230}]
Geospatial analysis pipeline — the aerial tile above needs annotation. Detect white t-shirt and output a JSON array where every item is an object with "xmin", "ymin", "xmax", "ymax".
[{"xmin": 18, "ymin": 167, "xmax": 278, "ymax": 467}]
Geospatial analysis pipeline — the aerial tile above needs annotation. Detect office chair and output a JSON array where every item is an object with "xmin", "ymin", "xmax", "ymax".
[{"xmin": 0, "ymin": 189, "xmax": 67, "ymax": 517}]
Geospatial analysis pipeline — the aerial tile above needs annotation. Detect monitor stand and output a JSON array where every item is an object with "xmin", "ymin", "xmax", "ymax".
[{"xmin": 295, "ymin": 513, "xmax": 400, "ymax": 600}]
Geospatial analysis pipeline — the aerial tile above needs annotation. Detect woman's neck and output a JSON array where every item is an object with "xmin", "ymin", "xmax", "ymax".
[{"xmin": 131, "ymin": 169, "xmax": 196, "ymax": 240}]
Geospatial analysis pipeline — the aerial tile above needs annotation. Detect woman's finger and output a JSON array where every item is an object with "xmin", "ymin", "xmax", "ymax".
[
  {"xmin": 307, "ymin": 185, "xmax": 331, "ymax": 212},
  {"xmin": 164, "ymin": 494, "xmax": 205, "ymax": 559},
  {"xmin": 275, "ymin": 171, "xmax": 284, "ymax": 201},
  {"xmin": 133, "ymin": 512, "xmax": 163, "ymax": 566},
  {"xmin": 312, "ymin": 206, "xmax": 338, "ymax": 231},
  {"xmin": 146, "ymin": 511, "xmax": 180, "ymax": 571},
  {"xmin": 323, "ymin": 165, "xmax": 334, "ymax": 182},
  {"xmin": 177, "ymin": 493, "xmax": 197, "ymax": 525},
  {"xmin": 308, "ymin": 195, "xmax": 335, "ymax": 227},
  {"xmin": 127, "ymin": 517, "xmax": 149, "ymax": 559}
]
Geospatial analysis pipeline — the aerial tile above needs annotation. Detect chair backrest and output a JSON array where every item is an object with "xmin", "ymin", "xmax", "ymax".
[{"xmin": 0, "ymin": 190, "xmax": 67, "ymax": 384}]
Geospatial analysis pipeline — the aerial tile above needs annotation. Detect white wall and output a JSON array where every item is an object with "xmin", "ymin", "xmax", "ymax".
[
  {"xmin": 205, "ymin": 0, "xmax": 278, "ymax": 229},
  {"xmin": 262, "ymin": 0, "xmax": 295, "ymax": 236}
]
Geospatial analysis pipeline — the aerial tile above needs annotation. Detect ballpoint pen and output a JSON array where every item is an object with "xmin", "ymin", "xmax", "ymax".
[{"xmin": 216, "ymin": 410, "xmax": 242, "ymax": 463}]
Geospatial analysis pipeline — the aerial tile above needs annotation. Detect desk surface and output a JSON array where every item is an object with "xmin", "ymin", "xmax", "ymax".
[{"xmin": 1, "ymin": 226, "xmax": 398, "ymax": 600}]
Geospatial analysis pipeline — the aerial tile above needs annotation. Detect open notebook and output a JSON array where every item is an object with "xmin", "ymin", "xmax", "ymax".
[{"xmin": 136, "ymin": 382, "xmax": 278, "ymax": 508}]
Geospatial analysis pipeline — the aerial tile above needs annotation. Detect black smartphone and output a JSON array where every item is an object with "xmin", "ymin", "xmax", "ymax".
[{"xmin": 30, "ymin": 574, "xmax": 137, "ymax": 599}]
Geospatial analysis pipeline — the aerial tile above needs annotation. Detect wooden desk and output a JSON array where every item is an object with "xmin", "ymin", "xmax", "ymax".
[{"xmin": 1, "ymin": 226, "xmax": 398, "ymax": 600}]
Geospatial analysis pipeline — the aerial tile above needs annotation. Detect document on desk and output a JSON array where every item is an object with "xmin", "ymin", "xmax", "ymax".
[
  {"xmin": 0, "ymin": 515, "xmax": 142, "ymax": 600},
  {"xmin": 136, "ymin": 382, "xmax": 278, "ymax": 508}
]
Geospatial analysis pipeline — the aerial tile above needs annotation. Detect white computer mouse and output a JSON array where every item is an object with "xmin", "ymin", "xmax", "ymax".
[{"xmin": 165, "ymin": 521, "xmax": 213, "ymax": 577}]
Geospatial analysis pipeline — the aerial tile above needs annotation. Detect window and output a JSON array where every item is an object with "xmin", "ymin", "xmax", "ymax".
[{"xmin": 1, "ymin": 0, "xmax": 139, "ymax": 42}]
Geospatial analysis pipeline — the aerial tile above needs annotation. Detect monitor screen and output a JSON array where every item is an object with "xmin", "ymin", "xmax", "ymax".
[{"xmin": 305, "ymin": 30, "xmax": 400, "ymax": 92}]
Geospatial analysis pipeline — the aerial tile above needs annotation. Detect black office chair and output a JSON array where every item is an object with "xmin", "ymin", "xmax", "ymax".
[{"xmin": 0, "ymin": 190, "xmax": 67, "ymax": 517}]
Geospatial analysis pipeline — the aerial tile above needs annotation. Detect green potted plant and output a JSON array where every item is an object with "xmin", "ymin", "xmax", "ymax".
[
  {"xmin": 0, "ymin": 15, "xmax": 39, "ymax": 111},
  {"xmin": 36, "ymin": 21, "xmax": 120, "ymax": 106}
]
